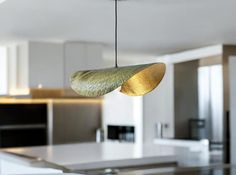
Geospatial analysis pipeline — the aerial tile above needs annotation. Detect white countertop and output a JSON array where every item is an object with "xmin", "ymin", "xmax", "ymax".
[{"xmin": 3, "ymin": 142, "xmax": 178, "ymax": 171}]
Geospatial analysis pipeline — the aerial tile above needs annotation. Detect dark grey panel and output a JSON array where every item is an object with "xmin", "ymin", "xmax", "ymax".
[
  {"xmin": 174, "ymin": 60, "xmax": 199, "ymax": 139},
  {"xmin": 53, "ymin": 103, "xmax": 101, "ymax": 144}
]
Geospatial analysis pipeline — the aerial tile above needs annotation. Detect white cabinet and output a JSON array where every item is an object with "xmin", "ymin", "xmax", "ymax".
[
  {"xmin": 7, "ymin": 41, "xmax": 104, "ymax": 93},
  {"xmin": 0, "ymin": 47, "xmax": 7, "ymax": 95},
  {"xmin": 64, "ymin": 43, "xmax": 86, "ymax": 88},
  {"xmin": 28, "ymin": 42, "xmax": 64, "ymax": 88},
  {"xmin": 9, "ymin": 41, "xmax": 64, "ymax": 91},
  {"xmin": 64, "ymin": 42, "xmax": 104, "ymax": 88}
]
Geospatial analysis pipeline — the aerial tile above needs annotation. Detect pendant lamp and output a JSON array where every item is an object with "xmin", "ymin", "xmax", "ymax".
[{"xmin": 70, "ymin": 0, "xmax": 166, "ymax": 97}]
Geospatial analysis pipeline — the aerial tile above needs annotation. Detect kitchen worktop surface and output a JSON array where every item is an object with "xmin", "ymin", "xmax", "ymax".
[{"xmin": 3, "ymin": 142, "xmax": 178, "ymax": 171}]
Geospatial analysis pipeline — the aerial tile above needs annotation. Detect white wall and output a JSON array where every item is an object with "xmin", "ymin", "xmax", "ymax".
[
  {"xmin": 103, "ymin": 91, "xmax": 136, "ymax": 126},
  {"xmin": 102, "ymin": 59, "xmax": 144, "ymax": 144},
  {"xmin": 102, "ymin": 59, "xmax": 174, "ymax": 144},
  {"xmin": 102, "ymin": 90, "xmax": 143, "ymax": 144},
  {"xmin": 143, "ymin": 64, "xmax": 174, "ymax": 143},
  {"xmin": 229, "ymin": 56, "xmax": 236, "ymax": 164}
]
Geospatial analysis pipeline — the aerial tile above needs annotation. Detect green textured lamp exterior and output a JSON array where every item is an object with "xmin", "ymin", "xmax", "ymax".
[{"xmin": 70, "ymin": 63, "xmax": 166, "ymax": 97}]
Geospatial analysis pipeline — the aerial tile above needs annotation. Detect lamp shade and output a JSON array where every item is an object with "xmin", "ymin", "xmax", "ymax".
[{"xmin": 70, "ymin": 63, "xmax": 166, "ymax": 97}]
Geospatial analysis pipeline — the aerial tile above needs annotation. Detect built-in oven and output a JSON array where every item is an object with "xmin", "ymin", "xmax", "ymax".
[{"xmin": 107, "ymin": 125, "xmax": 135, "ymax": 142}]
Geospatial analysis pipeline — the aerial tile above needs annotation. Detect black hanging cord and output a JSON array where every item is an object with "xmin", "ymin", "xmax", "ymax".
[{"xmin": 115, "ymin": 0, "xmax": 118, "ymax": 68}]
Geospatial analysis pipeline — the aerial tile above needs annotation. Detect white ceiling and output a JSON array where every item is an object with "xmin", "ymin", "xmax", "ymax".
[{"xmin": 0, "ymin": 0, "xmax": 236, "ymax": 56}]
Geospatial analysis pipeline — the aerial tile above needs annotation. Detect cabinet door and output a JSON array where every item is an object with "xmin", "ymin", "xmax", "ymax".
[
  {"xmin": 52, "ymin": 103, "xmax": 101, "ymax": 144},
  {"xmin": 64, "ymin": 42, "xmax": 104, "ymax": 88},
  {"xmin": 64, "ymin": 43, "xmax": 87, "ymax": 88},
  {"xmin": 0, "ymin": 104, "xmax": 48, "ymax": 148},
  {"xmin": 0, "ymin": 47, "xmax": 7, "ymax": 95},
  {"xmin": 28, "ymin": 42, "xmax": 64, "ymax": 88}
]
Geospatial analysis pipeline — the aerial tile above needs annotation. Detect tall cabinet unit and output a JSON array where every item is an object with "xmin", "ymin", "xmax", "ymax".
[{"xmin": 0, "ymin": 47, "xmax": 7, "ymax": 95}]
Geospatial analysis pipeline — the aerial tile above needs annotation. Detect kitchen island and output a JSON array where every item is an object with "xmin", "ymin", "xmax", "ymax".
[{"xmin": 3, "ymin": 142, "xmax": 178, "ymax": 172}]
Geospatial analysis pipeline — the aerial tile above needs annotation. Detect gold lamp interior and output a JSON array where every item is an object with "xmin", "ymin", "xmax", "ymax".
[{"xmin": 70, "ymin": 63, "xmax": 166, "ymax": 97}]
